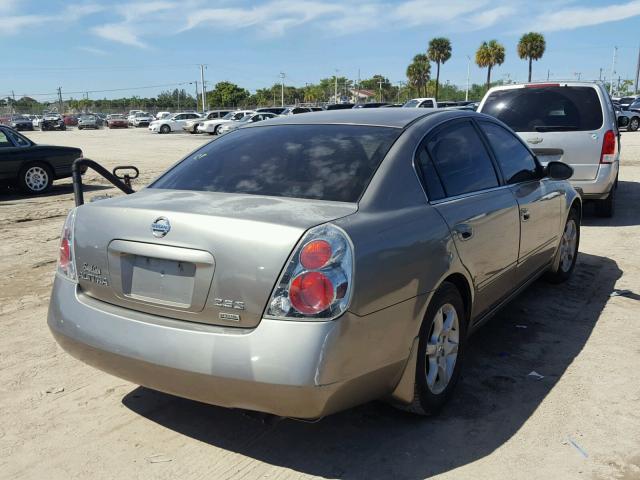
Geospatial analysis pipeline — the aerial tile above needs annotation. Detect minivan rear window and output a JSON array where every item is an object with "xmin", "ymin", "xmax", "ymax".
[
  {"xmin": 151, "ymin": 125, "xmax": 400, "ymax": 202},
  {"xmin": 481, "ymin": 86, "xmax": 603, "ymax": 132}
]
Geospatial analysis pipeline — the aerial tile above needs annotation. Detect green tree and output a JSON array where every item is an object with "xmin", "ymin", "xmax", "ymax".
[
  {"xmin": 427, "ymin": 37, "xmax": 452, "ymax": 101},
  {"xmin": 517, "ymin": 32, "xmax": 546, "ymax": 82},
  {"xmin": 476, "ymin": 40, "xmax": 506, "ymax": 90},
  {"xmin": 207, "ymin": 81, "xmax": 250, "ymax": 108},
  {"xmin": 406, "ymin": 54, "xmax": 431, "ymax": 97}
]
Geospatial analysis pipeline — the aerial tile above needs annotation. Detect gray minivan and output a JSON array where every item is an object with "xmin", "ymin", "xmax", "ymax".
[{"xmin": 479, "ymin": 82, "xmax": 625, "ymax": 217}]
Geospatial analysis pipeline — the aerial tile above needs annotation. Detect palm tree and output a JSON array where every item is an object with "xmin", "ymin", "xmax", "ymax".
[
  {"xmin": 517, "ymin": 32, "xmax": 546, "ymax": 82},
  {"xmin": 476, "ymin": 40, "xmax": 506, "ymax": 90},
  {"xmin": 427, "ymin": 37, "xmax": 452, "ymax": 101},
  {"xmin": 406, "ymin": 54, "xmax": 431, "ymax": 97}
]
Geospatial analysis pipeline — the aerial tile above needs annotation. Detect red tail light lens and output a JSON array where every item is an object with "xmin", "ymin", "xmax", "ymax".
[
  {"xmin": 57, "ymin": 209, "xmax": 77, "ymax": 282},
  {"xmin": 267, "ymin": 224, "xmax": 353, "ymax": 320},
  {"xmin": 59, "ymin": 238, "xmax": 71, "ymax": 270},
  {"xmin": 289, "ymin": 272, "xmax": 334, "ymax": 314},
  {"xmin": 600, "ymin": 130, "xmax": 616, "ymax": 164},
  {"xmin": 300, "ymin": 240, "xmax": 332, "ymax": 269}
]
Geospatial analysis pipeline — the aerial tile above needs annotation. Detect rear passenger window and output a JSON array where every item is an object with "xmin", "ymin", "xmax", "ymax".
[
  {"xmin": 479, "ymin": 122, "xmax": 539, "ymax": 184},
  {"xmin": 420, "ymin": 100, "xmax": 434, "ymax": 108},
  {"xmin": 426, "ymin": 121, "xmax": 499, "ymax": 197},
  {"xmin": 415, "ymin": 147, "xmax": 446, "ymax": 200}
]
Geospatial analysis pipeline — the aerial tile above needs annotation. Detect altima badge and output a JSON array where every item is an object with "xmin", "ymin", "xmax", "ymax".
[{"xmin": 151, "ymin": 217, "xmax": 171, "ymax": 238}]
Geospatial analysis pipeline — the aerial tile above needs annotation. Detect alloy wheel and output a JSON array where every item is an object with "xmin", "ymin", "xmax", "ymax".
[
  {"xmin": 559, "ymin": 219, "xmax": 578, "ymax": 272},
  {"xmin": 425, "ymin": 303, "xmax": 459, "ymax": 394},
  {"xmin": 24, "ymin": 166, "xmax": 49, "ymax": 192}
]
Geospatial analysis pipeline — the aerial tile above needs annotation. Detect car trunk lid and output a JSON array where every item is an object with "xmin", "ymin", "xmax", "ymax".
[{"xmin": 73, "ymin": 189, "xmax": 357, "ymax": 328}]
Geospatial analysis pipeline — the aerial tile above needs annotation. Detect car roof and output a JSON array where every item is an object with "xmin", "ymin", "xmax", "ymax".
[{"xmin": 244, "ymin": 108, "xmax": 460, "ymax": 129}]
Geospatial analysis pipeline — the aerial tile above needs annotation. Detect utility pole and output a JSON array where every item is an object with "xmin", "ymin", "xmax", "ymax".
[
  {"xmin": 610, "ymin": 46, "xmax": 617, "ymax": 95},
  {"xmin": 193, "ymin": 81, "xmax": 199, "ymax": 110},
  {"xmin": 635, "ymin": 43, "xmax": 640, "ymax": 94},
  {"xmin": 599, "ymin": 68, "xmax": 603, "ymax": 81},
  {"xmin": 574, "ymin": 72, "xmax": 582, "ymax": 81},
  {"xmin": 547, "ymin": 69, "xmax": 550, "ymax": 81},
  {"xmin": 356, "ymin": 69, "xmax": 361, "ymax": 105},
  {"xmin": 57, "ymin": 87, "xmax": 63, "ymax": 113},
  {"xmin": 378, "ymin": 77, "xmax": 383, "ymax": 102},
  {"xmin": 199, "ymin": 64, "xmax": 207, "ymax": 111},
  {"xmin": 617, "ymin": 75, "xmax": 621, "ymax": 95},
  {"xmin": 465, "ymin": 55, "xmax": 471, "ymax": 101},
  {"xmin": 11, "ymin": 90, "xmax": 15, "ymax": 114},
  {"xmin": 279, "ymin": 72, "xmax": 285, "ymax": 107}
]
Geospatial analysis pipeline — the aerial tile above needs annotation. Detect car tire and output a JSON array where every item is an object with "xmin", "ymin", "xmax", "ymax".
[
  {"xmin": 78, "ymin": 126, "xmax": 83, "ymax": 130},
  {"xmin": 396, "ymin": 282, "xmax": 467, "ymax": 416},
  {"xmin": 595, "ymin": 184, "xmax": 616, "ymax": 218},
  {"xmin": 160, "ymin": 125, "xmax": 171, "ymax": 134},
  {"xmin": 214, "ymin": 125, "xmax": 222, "ymax": 135},
  {"xmin": 60, "ymin": 125, "xmax": 66, "ymax": 131},
  {"xmin": 19, "ymin": 163, "xmax": 53, "ymax": 194},
  {"xmin": 545, "ymin": 207, "xmax": 580, "ymax": 283},
  {"xmin": 629, "ymin": 117, "xmax": 640, "ymax": 132}
]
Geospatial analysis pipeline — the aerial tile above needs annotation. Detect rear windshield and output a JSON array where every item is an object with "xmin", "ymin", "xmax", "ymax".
[
  {"xmin": 481, "ymin": 86, "xmax": 603, "ymax": 132},
  {"xmin": 151, "ymin": 124, "xmax": 400, "ymax": 202}
]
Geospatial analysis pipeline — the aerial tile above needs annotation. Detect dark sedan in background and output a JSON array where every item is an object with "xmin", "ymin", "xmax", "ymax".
[
  {"xmin": 0, "ymin": 125, "xmax": 82, "ymax": 194},
  {"xmin": 9, "ymin": 115, "xmax": 34, "ymax": 131}
]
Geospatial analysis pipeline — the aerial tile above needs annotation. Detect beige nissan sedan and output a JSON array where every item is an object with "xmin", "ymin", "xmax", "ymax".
[{"xmin": 48, "ymin": 109, "xmax": 581, "ymax": 419}]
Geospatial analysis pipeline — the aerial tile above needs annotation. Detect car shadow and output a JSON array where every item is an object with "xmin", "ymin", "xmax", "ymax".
[
  {"xmin": 122, "ymin": 251, "xmax": 620, "ymax": 479},
  {"xmin": 582, "ymin": 181, "xmax": 640, "ymax": 227},
  {"xmin": 0, "ymin": 181, "xmax": 111, "ymax": 201}
]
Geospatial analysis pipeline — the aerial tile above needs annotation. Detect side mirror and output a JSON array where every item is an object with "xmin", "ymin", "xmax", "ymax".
[
  {"xmin": 545, "ymin": 161, "xmax": 573, "ymax": 181},
  {"xmin": 617, "ymin": 115, "xmax": 629, "ymax": 128}
]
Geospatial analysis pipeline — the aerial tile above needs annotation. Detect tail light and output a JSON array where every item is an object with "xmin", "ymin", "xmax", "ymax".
[
  {"xmin": 600, "ymin": 130, "xmax": 617, "ymax": 164},
  {"xmin": 57, "ymin": 209, "xmax": 77, "ymax": 282},
  {"xmin": 267, "ymin": 224, "xmax": 353, "ymax": 320}
]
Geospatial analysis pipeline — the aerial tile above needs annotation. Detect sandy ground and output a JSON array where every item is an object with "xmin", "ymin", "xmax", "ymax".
[{"xmin": 1, "ymin": 127, "xmax": 639, "ymax": 480}]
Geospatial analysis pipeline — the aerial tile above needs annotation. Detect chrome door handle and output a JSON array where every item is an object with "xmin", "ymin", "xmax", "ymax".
[
  {"xmin": 454, "ymin": 223, "xmax": 473, "ymax": 241},
  {"xmin": 521, "ymin": 208, "xmax": 531, "ymax": 221}
]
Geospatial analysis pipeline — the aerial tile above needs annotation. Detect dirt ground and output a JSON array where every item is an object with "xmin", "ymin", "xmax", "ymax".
[{"xmin": 1, "ymin": 127, "xmax": 639, "ymax": 480}]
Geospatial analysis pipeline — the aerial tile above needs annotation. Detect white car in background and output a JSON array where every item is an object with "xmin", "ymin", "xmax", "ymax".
[
  {"xmin": 402, "ymin": 97, "xmax": 439, "ymax": 108},
  {"xmin": 131, "ymin": 112, "xmax": 154, "ymax": 127},
  {"xmin": 148, "ymin": 112, "xmax": 201, "ymax": 134},
  {"xmin": 218, "ymin": 112, "xmax": 278, "ymax": 134},
  {"xmin": 156, "ymin": 111, "xmax": 171, "ymax": 120},
  {"xmin": 197, "ymin": 110, "xmax": 254, "ymax": 135},
  {"xmin": 32, "ymin": 115, "xmax": 43, "ymax": 129}
]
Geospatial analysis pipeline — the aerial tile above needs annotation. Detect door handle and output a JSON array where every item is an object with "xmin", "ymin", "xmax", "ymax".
[
  {"xmin": 454, "ymin": 223, "xmax": 473, "ymax": 241},
  {"xmin": 521, "ymin": 208, "xmax": 531, "ymax": 221}
]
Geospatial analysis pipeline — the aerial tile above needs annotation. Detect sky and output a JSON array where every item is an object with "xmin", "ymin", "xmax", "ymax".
[{"xmin": 1, "ymin": 0, "xmax": 640, "ymax": 102}]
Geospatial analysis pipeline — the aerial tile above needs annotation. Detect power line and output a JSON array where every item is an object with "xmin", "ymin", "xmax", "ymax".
[{"xmin": 0, "ymin": 81, "xmax": 195, "ymax": 98}]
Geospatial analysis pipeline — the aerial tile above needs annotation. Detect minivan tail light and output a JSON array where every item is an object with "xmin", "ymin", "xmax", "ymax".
[
  {"xmin": 266, "ymin": 224, "xmax": 353, "ymax": 320},
  {"xmin": 57, "ymin": 209, "xmax": 77, "ymax": 282},
  {"xmin": 600, "ymin": 130, "xmax": 617, "ymax": 164}
]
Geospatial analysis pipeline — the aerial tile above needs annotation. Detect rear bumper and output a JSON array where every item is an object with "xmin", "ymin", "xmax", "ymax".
[
  {"xmin": 570, "ymin": 161, "xmax": 618, "ymax": 199},
  {"xmin": 48, "ymin": 276, "xmax": 408, "ymax": 418}
]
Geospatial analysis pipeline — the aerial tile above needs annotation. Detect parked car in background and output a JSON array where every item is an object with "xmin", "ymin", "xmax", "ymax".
[
  {"xmin": 148, "ymin": 112, "xmax": 201, "ymax": 134},
  {"xmin": 403, "ymin": 98, "xmax": 439, "ymax": 108},
  {"xmin": 353, "ymin": 102, "xmax": 389, "ymax": 108},
  {"xmin": 183, "ymin": 110, "xmax": 232, "ymax": 134},
  {"xmin": 479, "ymin": 81, "xmax": 625, "ymax": 217},
  {"xmin": 40, "ymin": 113, "xmax": 66, "ymax": 131},
  {"xmin": 47, "ymin": 108, "xmax": 581, "ymax": 419},
  {"xmin": 9, "ymin": 115, "xmax": 34, "ymax": 131},
  {"xmin": 280, "ymin": 106, "xmax": 312, "ymax": 115},
  {"xmin": 132, "ymin": 112, "xmax": 154, "ymax": 127},
  {"xmin": 325, "ymin": 103, "xmax": 355, "ymax": 110},
  {"xmin": 32, "ymin": 115, "xmax": 43, "ymax": 129},
  {"xmin": 127, "ymin": 110, "xmax": 143, "ymax": 125},
  {"xmin": 628, "ymin": 98, "xmax": 640, "ymax": 113},
  {"xmin": 615, "ymin": 105, "xmax": 640, "ymax": 132},
  {"xmin": 106, "ymin": 114, "xmax": 129, "ymax": 129},
  {"xmin": 156, "ymin": 111, "xmax": 171, "ymax": 120},
  {"xmin": 63, "ymin": 115, "xmax": 78, "ymax": 127},
  {"xmin": 617, "ymin": 95, "xmax": 639, "ymax": 111},
  {"xmin": 0, "ymin": 125, "xmax": 82, "ymax": 193},
  {"xmin": 197, "ymin": 110, "xmax": 254, "ymax": 135},
  {"xmin": 256, "ymin": 107, "xmax": 287, "ymax": 115},
  {"xmin": 77, "ymin": 114, "xmax": 101, "ymax": 130},
  {"xmin": 217, "ymin": 112, "xmax": 277, "ymax": 134}
]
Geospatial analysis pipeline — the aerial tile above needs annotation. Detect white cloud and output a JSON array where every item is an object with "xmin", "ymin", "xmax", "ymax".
[
  {"xmin": 76, "ymin": 46, "xmax": 110, "ymax": 56},
  {"xmin": 0, "ymin": 14, "xmax": 50, "ymax": 35},
  {"xmin": 0, "ymin": 2, "xmax": 102, "ymax": 36},
  {"xmin": 529, "ymin": 0, "xmax": 640, "ymax": 31},
  {"xmin": 92, "ymin": 23, "xmax": 149, "ymax": 48},
  {"xmin": 392, "ymin": 0, "xmax": 488, "ymax": 26}
]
